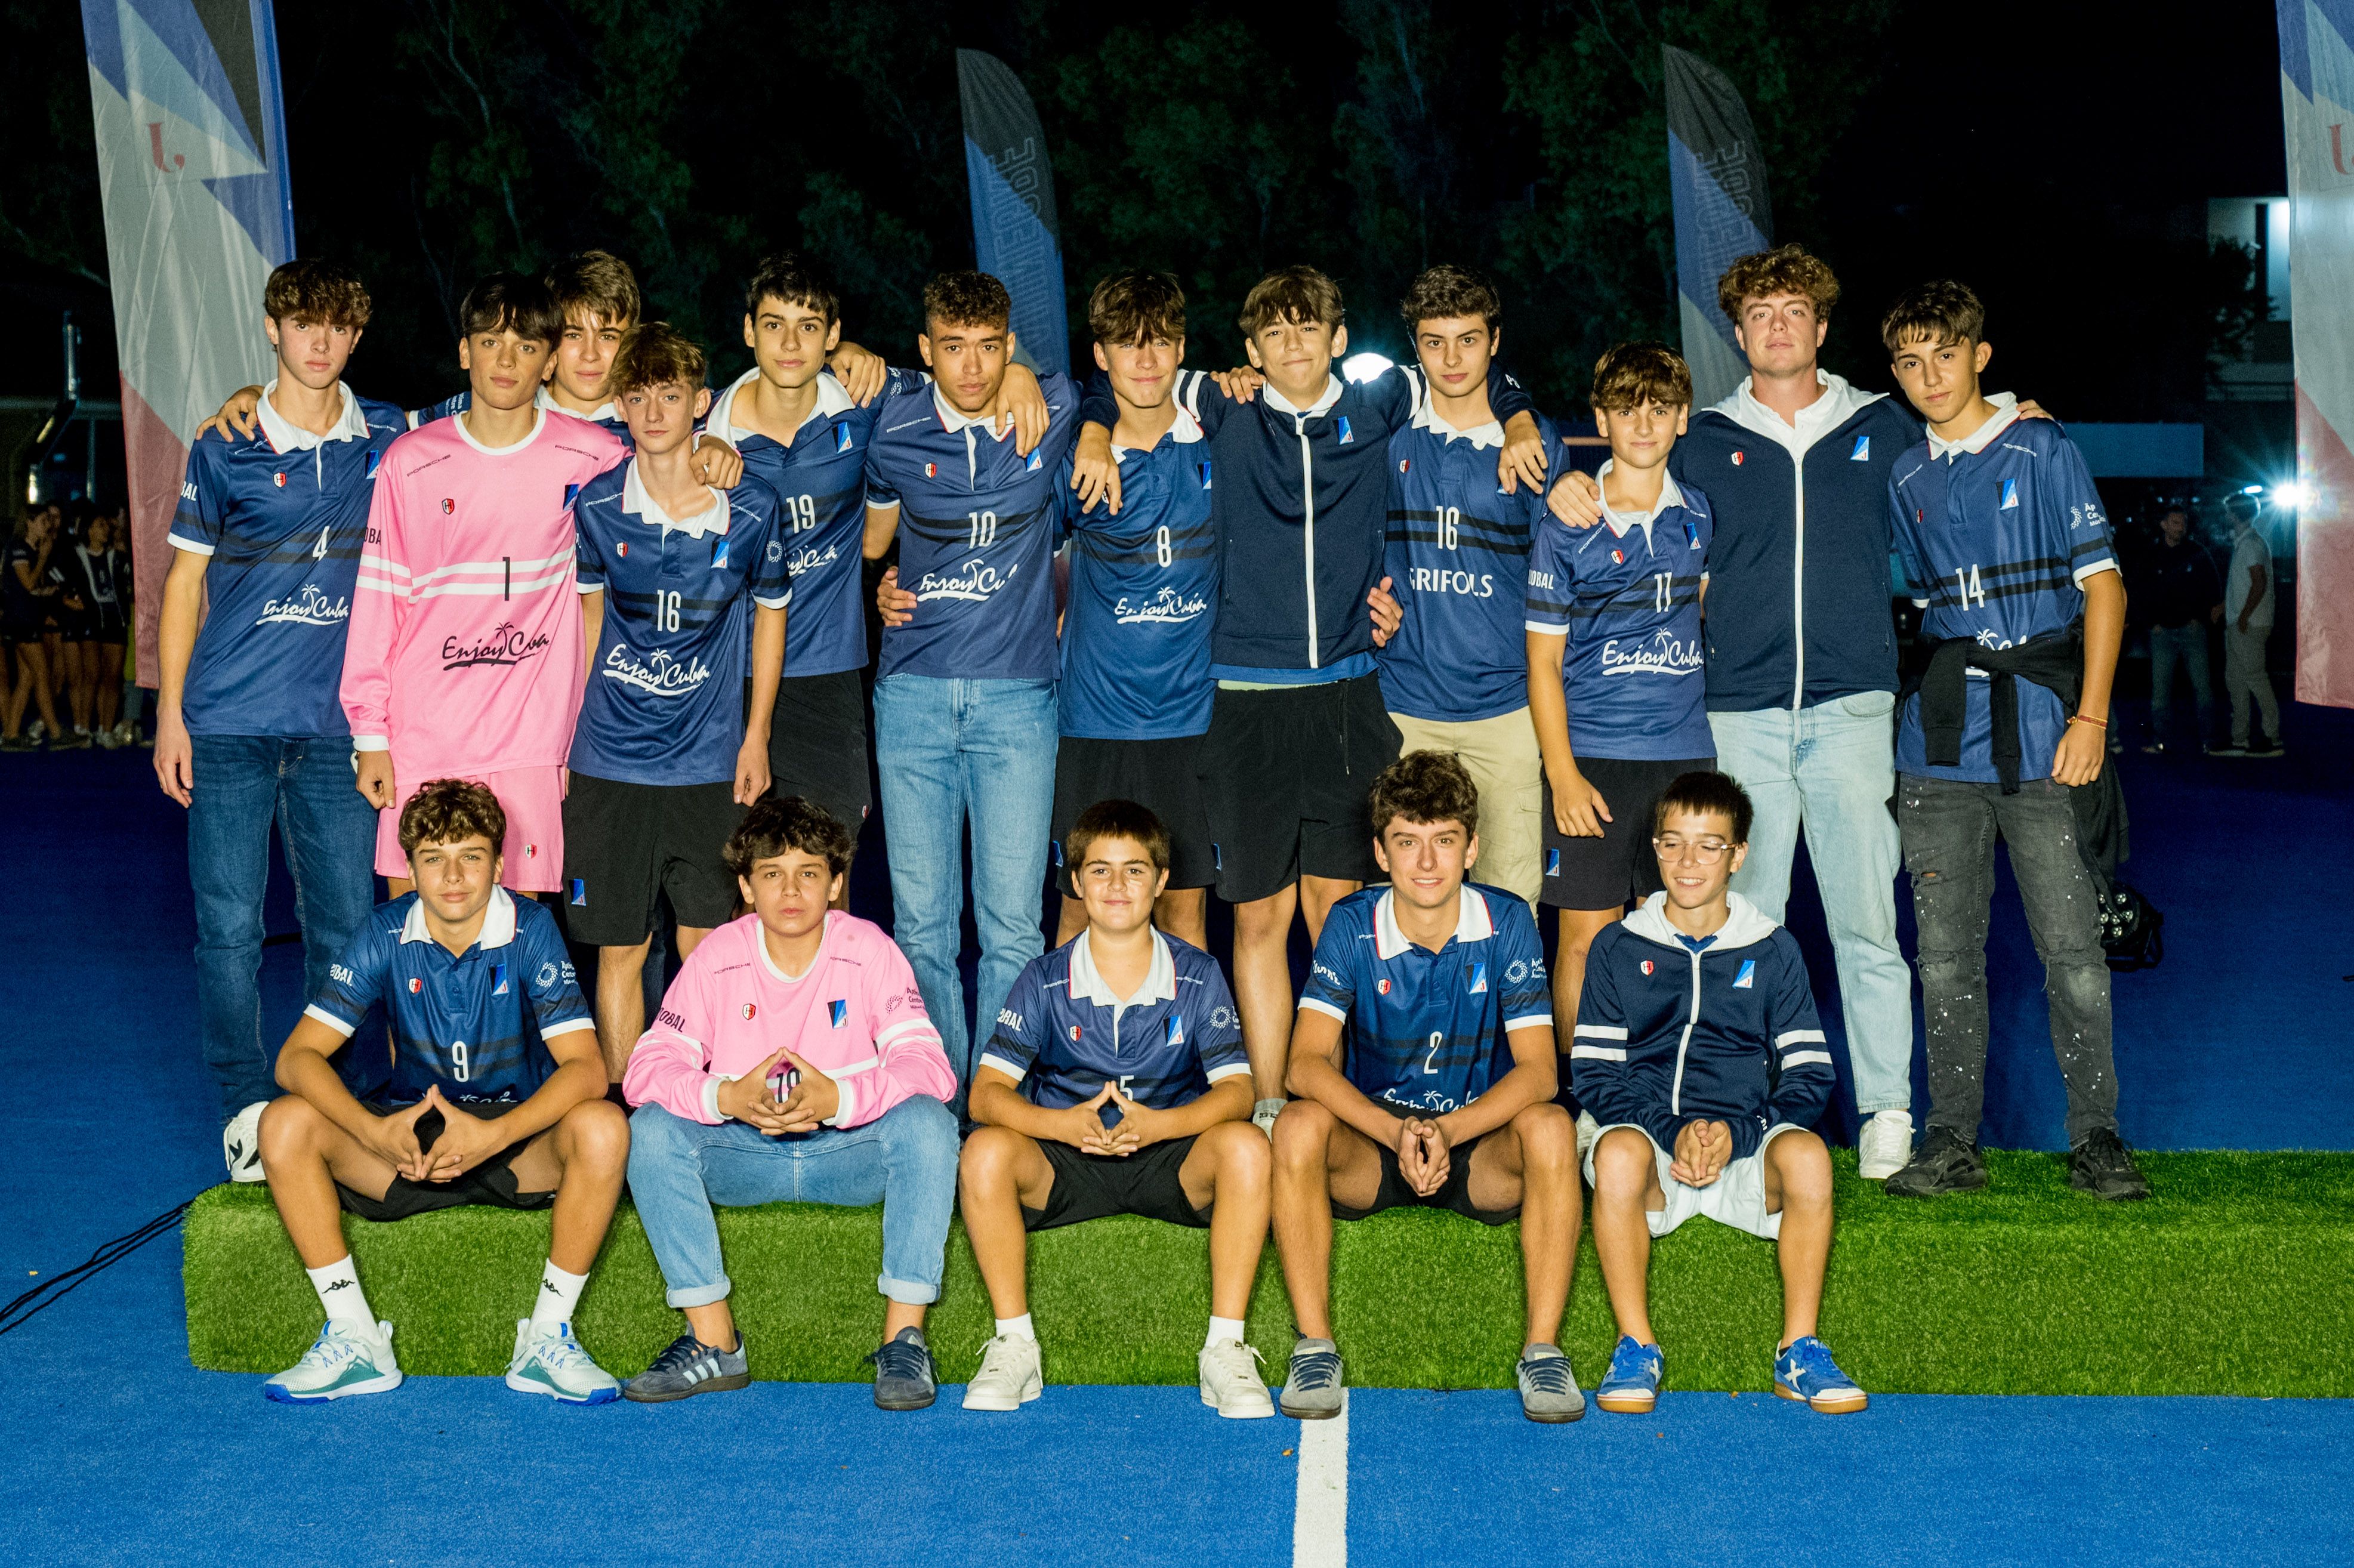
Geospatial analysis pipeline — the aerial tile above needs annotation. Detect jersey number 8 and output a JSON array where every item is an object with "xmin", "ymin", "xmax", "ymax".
[{"xmin": 1155, "ymin": 526, "xmax": 1172, "ymax": 568}]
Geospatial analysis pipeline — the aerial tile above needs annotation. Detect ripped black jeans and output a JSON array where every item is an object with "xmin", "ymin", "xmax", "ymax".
[{"xmin": 1898, "ymin": 773, "xmax": 2120, "ymax": 1147}]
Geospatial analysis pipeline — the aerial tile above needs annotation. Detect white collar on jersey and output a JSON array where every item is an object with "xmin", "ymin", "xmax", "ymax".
[
  {"xmin": 1111, "ymin": 398, "xmax": 1205, "ymax": 461},
  {"xmin": 711, "ymin": 367, "xmax": 857, "ymax": 445},
  {"xmin": 1067, "ymin": 928, "xmax": 1177, "ymax": 1015},
  {"xmin": 537, "ymin": 384, "xmax": 618, "ymax": 424},
  {"xmin": 1263, "ymin": 374, "xmax": 1346, "ymax": 421},
  {"xmin": 399, "ymin": 884, "xmax": 520, "ymax": 949},
  {"xmin": 754, "ymin": 910, "xmax": 835, "ymax": 984},
  {"xmin": 1373, "ymin": 885, "xmax": 1495, "ymax": 961},
  {"xmin": 1409, "ymin": 386, "xmax": 1504, "ymax": 451},
  {"xmin": 1928, "ymin": 390, "xmax": 2020, "ymax": 461},
  {"xmin": 451, "ymin": 405, "xmax": 548, "ymax": 458},
  {"xmin": 933, "ymin": 385, "xmax": 1014, "ymax": 440},
  {"xmin": 255, "ymin": 379, "xmax": 369, "ymax": 453},
  {"xmin": 1594, "ymin": 458, "xmax": 1687, "ymax": 538},
  {"xmin": 621, "ymin": 459, "xmax": 730, "ymax": 539}
]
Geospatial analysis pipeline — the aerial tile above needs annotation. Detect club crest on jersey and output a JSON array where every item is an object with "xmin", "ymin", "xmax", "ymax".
[
  {"xmin": 1545, "ymin": 848, "xmax": 1560, "ymax": 876},
  {"xmin": 835, "ymin": 425, "xmax": 854, "ymax": 455},
  {"xmin": 1167, "ymin": 1014, "xmax": 1186, "ymax": 1048},
  {"xmin": 1851, "ymin": 435, "xmax": 1871, "ymax": 462},
  {"xmin": 830, "ymin": 999, "xmax": 849, "ymax": 1029},
  {"xmin": 440, "ymin": 498, "xmax": 455, "ymax": 515},
  {"xmin": 615, "ymin": 541, "xmax": 628, "ymax": 557},
  {"xmin": 272, "ymin": 472, "xmax": 286, "ymax": 489},
  {"xmin": 711, "ymin": 540, "xmax": 728, "ymax": 569},
  {"xmin": 924, "ymin": 462, "xmax": 938, "ymax": 478},
  {"xmin": 1377, "ymin": 977, "xmax": 1392, "ymax": 995},
  {"xmin": 1198, "ymin": 461, "xmax": 1213, "ymax": 489},
  {"xmin": 1684, "ymin": 517, "xmax": 1701, "ymax": 550},
  {"xmin": 1467, "ymin": 962, "xmax": 1488, "ymax": 995},
  {"xmin": 1612, "ymin": 548, "xmax": 1624, "ymax": 564},
  {"xmin": 1335, "ymin": 416, "xmax": 1355, "ymax": 445},
  {"xmin": 492, "ymin": 963, "xmax": 508, "ymax": 996},
  {"xmin": 1730, "ymin": 450, "xmax": 1745, "ymax": 466},
  {"xmin": 741, "ymin": 1003, "xmax": 757, "ymax": 1020},
  {"xmin": 569, "ymin": 879, "xmax": 586, "ymax": 906},
  {"xmin": 1068, "ymin": 1024, "xmax": 1082, "ymax": 1042},
  {"xmin": 408, "ymin": 977, "xmax": 422, "ymax": 994},
  {"xmin": 365, "ymin": 449, "xmax": 381, "ymax": 479},
  {"xmin": 564, "ymin": 483, "xmax": 582, "ymax": 508},
  {"xmin": 2000, "ymin": 477, "xmax": 2020, "ymax": 510},
  {"xmin": 1734, "ymin": 959, "xmax": 1756, "ymax": 989},
  {"xmin": 525, "ymin": 844, "xmax": 538, "ymax": 859},
  {"xmin": 1641, "ymin": 959, "xmax": 1655, "ymax": 976},
  {"xmin": 1025, "ymin": 449, "xmax": 1043, "ymax": 471},
  {"xmin": 1399, "ymin": 459, "xmax": 1410, "ymax": 474}
]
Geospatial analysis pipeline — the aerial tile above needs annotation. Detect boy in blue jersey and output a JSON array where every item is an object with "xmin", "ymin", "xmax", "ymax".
[
  {"xmin": 255, "ymin": 780, "xmax": 630, "ymax": 1405},
  {"xmin": 1271, "ymin": 751, "xmax": 1582, "ymax": 1424},
  {"xmin": 564, "ymin": 325, "xmax": 793, "ymax": 1080},
  {"xmin": 1381, "ymin": 266, "xmax": 1558, "ymax": 908},
  {"xmin": 1574, "ymin": 772, "xmax": 1863, "ymax": 1415},
  {"xmin": 860, "ymin": 271, "xmax": 1081, "ymax": 1104},
  {"xmin": 958, "ymin": 800, "xmax": 1272, "ymax": 1417},
  {"xmin": 1525, "ymin": 344, "xmax": 1714, "ymax": 1085},
  {"xmin": 155, "ymin": 258, "xmax": 407, "ymax": 1181},
  {"xmin": 1875, "ymin": 282, "xmax": 2146, "ymax": 1203},
  {"xmin": 1075, "ymin": 266, "xmax": 1550, "ymax": 1131}
]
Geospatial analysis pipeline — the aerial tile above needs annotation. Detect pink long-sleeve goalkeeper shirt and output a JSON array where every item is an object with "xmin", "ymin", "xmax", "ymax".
[
  {"xmin": 624, "ymin": 912, "xmax": 956, "ymax": 1130},
  {"xmin": 341, "ymin": 409, "xmax": 625, "ymax": 777}
]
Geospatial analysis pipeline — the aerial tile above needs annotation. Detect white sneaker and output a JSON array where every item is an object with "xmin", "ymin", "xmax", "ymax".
[
  {"xmin": 264, "ymin": 1318, "xmax": 402, "ymax": 1403},
  {"xmin": 1198, "ymin": 1338, "xmax": 1275, "ymax": 1419},
  {"xmin": 224, "ymin": 1100, "xmax": 270, "ymax": 1183},
  {"xmin": 506, "ymin": 1319, "xmax": 621, "ymax": 1404},
  {"xmin": 1252, "ymin": 1098, "xmax": 1285, "ymax": 1138},
  {"xmin": 1858, "ymin": 1110, "xmax": 1915, "ymax": 1180},
  {"xmin": 1575, "ymin": 1109, "xmax": 1601, "ymax": 1166},
  {"xmin": 962, "ymin": 1333, "xmax": 1043, "ymax": 1410}
]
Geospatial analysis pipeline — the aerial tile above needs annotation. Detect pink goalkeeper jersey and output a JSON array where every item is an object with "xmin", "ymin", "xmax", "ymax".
[
  {"xmin": 342, "ymin": 409, "xmax": 626, "ymax": 777},
  {"xmin": 624, "ymin": 911, "xmax": 955, "ymax": 1130}
]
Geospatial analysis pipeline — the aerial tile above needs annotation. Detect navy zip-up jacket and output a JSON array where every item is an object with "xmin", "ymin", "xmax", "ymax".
[
  {"xmin": 1569, "ymin": 892, "xmax": 1834, "ymax": 1160},
  {"xmin": 1083, "ymin": 363, "xmax": 1531, "ymax": 678},
  {"xmin": 1668, "ymin": 375, "xmax": 1923, "ymax": 711}
]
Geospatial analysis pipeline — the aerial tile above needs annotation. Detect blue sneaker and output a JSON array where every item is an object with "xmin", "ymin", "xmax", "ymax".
[
  {"xmin": 1774, "ymin": 1336, "xmax": 1867, "ymax": 1413},
  {"xmin": 866, "ymin": 1326, "xmax": 938, "ymax": 1410},
  {"xmin": 1594, "ymin": 1335, "xmax": 1662, "ymax": 1413}
]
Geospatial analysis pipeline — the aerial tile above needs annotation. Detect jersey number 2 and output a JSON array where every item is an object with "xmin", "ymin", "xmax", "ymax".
[{"xmin": 1423, "ymin": 1030, "xmax": 1443, "ymax": 1075}]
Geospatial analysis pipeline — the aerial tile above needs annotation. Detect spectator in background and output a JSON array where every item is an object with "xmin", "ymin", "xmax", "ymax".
[
  {"xmin": 4, "ymin": 506, "xmax": 70, "ymax": 750},
  {"xmin": 78, "ymin": 511, "xmax": 131, "ymax": 746},
  {"xmin": 57, "ymin": 504, "xmax": 103, "ymax": 745},
  {"xmin": 2216, "ymin": 492, "xmax": 2282, "ymax": 758},
  {"xmin": 2134, "ymin": 506, "xmax": 2220, "ymax": 754}
]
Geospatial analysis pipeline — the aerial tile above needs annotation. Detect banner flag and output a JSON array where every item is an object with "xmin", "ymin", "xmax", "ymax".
[
  {"xmin": 2276, "ymin": 0, "xmax": 2354, "ymax": 708},
  {"xmin": 79, "ymin": 0, "xmax": 293, "ymax": 687},
  {"xmin": 1663, "ymin": 45, "xmax": 1772, "ymax": 411},
  {"xmin": 957, "ymin": 49, "xmax": 1070, "ymax": 378}
]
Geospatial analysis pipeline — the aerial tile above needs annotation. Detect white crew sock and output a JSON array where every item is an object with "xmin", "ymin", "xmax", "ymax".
[
  {"xmin": 1207, "ymin": 1316, "xmax": 1247, "ymax": 1349},
  {"xmin": 995, "ymin": 1313, "xmax": 1036, "ymax": 1342},
  {"xmin": 307, "ymin": 1256, "xmax": 374, "ymax": 1329},
  {"xmin": 531, "ymin": 1260, "xmax": 588, "ymax": 1329}
]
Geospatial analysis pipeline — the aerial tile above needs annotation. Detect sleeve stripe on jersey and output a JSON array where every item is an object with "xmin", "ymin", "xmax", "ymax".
[
  {"xmin": 1775, "ymin": 1029, "xmax": 1827, "ymax": 1047},
  {"xmin": 1505, "ymin": 1011, "xmax": 1556, "ymax": 1032},
  {"xmin": 977, "ymin": 1052, "xmax": 1029, "ymax": 1081},
  {"xmin": 876, "ymin": 1017, "xmax": 941, "ymax": 1049},
  {"xmin": 753, "ymin": 592, "xmax": 792, "ymax": 609},
  {"xmin": 575, "ymin": 579, "xmax": 604, "ymax": 595},
  {"xmin": 303, "ymin": 1003, "xmax": 359, "ymax": 1038},
  {"xmin": 1524, "ymin": 618, "xmax": 1569, "ymax": 634},
  {"xmin": 1297, "ymin": 996, "xmax": 1349, "ymax": 1023},
  {"xmin": 1782, "ymin": 1050, "xmax": 1834, "ymax": 1069},
  {"xmin": 1205, "ymin": 1061, "xmax": 1254, "ymax": 1082},
  {"xmin": 1569, "ymin": 1044, "xmax": 1626, "ymax": 1061},
  {"xmin": 357, "ymin": 552, "xmax": 412, "ymax": 582},
  {"xmin": 1574, "ymin": 1024, "xmax": 1629, "ymax": 1040},
  {"xmin": 2071, "ymin": 557, "xmax": 2119, "ymax": 587},
  {"xmin": 167, "ymin": 534, "xmax": 216, "ymax": 556},
  {"xmin": 541, "ymin": 1017, "xmax": 597, "ymax": 1039},
  {"xmin": 830, "ymin": 1054, "xmax": 882, "ymax": 1079}
]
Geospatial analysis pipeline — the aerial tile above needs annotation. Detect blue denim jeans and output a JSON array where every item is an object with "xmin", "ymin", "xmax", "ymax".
[
  {"xmin": 627, "ymin": 1097, "xmax": 960, "ymax": 1307},
  {"xmin": 2146, "ymin": 622, "xmax": 2213, "ymax": 746},
  {"xmin": 1707, "ymin": 695, "xmax": 1914, "ymax": 1118},
  {"xmin": 186, "ymin": 733, "xmax": 378, "ymax": 1122},
  {"xmin": 870, "ymin": 675, "xmax": 1057, "ymax": 1101}
]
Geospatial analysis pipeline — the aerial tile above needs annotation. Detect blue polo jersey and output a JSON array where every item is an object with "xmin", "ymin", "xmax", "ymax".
[
  {"xmin": 981, "ymin": 930, "xmax": 1249, "ymax": 1123},
  {"xmin": 708, "ymin": 366, "xmax": 928, "ymax": 678},
  {"xmin": 1057, "ymin": 372, "xmax": 1221, "ymax": 739},
  {"xmin": 169, "ymin": 385, "xmax": 409, "ymax": 737},
  {"xmin": 304, "ymin": 888, "xmax": 594, "ymax": 1109},
  {"xmin": 1523, "ymin": 465, "xmax": 1715, "ymax": 761},
  {"xmin": 1889, "ymin": 405, "xmax": 2118, "ymax": 783},
  {"xmin": 1298, "ymin": 883, "xmax": 1552, "ymax": 1116},
  {"xmin": 864, "ymin": 375, "xmax": 1081, "ymax": 681},
  {"xmin": 569, "ymin": 459, "xmax": 793, "ymax": 787},
  {"xmin": 1378, "ymin": 406, "xmax": 1559, "ymax": 722}
]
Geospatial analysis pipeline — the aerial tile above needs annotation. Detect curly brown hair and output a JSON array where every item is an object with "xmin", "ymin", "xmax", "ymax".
[
  {"xmin": 1879, "ymin": 279, "xmax": 1986, "ymax": 353},
  {"xmin": 1590, "ymin": 342, "xmax": 1693, "ymax": 414},
  {"xmin": 1399, "ymin": 264, "xmax": 1502, "ymax": 334},
  {"xmin": 398, "ymin": 779, "xmax": 508, "ymax": 856},
  {"xmin": 725, "ymin": 794, "xmax": 857, "ymax": 879},
  {"xmin": 924, "ymin": 270, "xmax": 1013, "ymax": 334},
  {"xmin": 1368, "ymin": 749, "xmax": 1480, "ymax": 841},
  {"xmin": 264, "ymin": 258, "xmax": 372, "ymax": 330},
  {"xmin": 1716, "ymin": 243, "xmax": 1841, "ymax": 327},
  {"xmin": 1088, "ymin": 269, "xmax": 1186, "ymax": 347},
  {"xmin": 611, "ymin": 322, "xmax": 708, "ymax": 395},
  {"xmin": 545, "ymin": 249, "xmax": 640, "ymax": 329},
  {"xmin": 1239, "ymin": 266, "xmax": 1344, "ymax": 337}
]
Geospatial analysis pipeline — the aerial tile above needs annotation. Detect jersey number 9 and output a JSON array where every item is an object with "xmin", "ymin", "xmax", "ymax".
[{"xmin": 450, "ymin": 1041, "xmax": 471, "ymax": 1082}]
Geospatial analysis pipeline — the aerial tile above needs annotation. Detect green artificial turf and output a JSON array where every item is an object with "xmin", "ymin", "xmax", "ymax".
[{"xmin": 184, "ymin": 1151, "xmax": 2354, "ymax": 1396}]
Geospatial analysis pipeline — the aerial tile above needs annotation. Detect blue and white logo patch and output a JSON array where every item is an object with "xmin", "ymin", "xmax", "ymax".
[
  {"xmin": 1167, "ymin": 1014, "xmax": 1186, "ymax": 1048},
  {"xmin": 1545, "ymin": 848, "xmax": 1561, "ymax": 876},
  {"xmin": 2000, "ymin": 477, "xmax": 2019, "ymax": 511},
  {"xmin": 492, "ymin": 962, "xmax": 509, "ymax": 996},
  {"xmin": 569, "ymin": 879, "xmax": 587, "ymax": 906},
  {"xmin": 835, "ymin": 425, "xmax": 854, "ymax": 455},
  {"xmin": 1335, "ymin": 416, "xmax": 1355, "ymax": 445},
  {"xmin": 711, "ymin": 540, "xmax": 728, "ymax": 569},
  {"xmin": 829, "ymin": 999, "xmax": 849, "ymax": 1028},
  {"xmin": 364, "ymin": 449, "xmax": 381, "ymax": 479},
  {"xmin": 564, "ymin": 483, "xmax": 582, "ymax": 508},
  {"xmin": 1198, "ymin": 461, "xmax": 1214, "ymax": 489},
  {"xmin": 1026, "ymin": 449, "xmax": 1043, "ymax": 471},
  {"xmin": 1733, "ymin": 959, "xmax": 1756, "ymax": 989},
  {"xmin": 1850, "ymin": 435, "xmax": 1871, "ymax": 462},
  {"xmin": 1467, "ymin": 962, "xmax": 1488, "ymax": 995}
]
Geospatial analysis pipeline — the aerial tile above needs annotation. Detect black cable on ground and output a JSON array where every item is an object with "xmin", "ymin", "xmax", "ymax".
[{"xmin": 0, "ymin": 1196, "xmax": 198, "ymax": 1338}]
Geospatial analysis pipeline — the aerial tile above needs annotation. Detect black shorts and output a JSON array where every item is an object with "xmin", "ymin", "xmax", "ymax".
[
  {"xmin": 334, "ymin": 1105, "xmax": 555, "ymax": 1223},
  {"xmin": 1332, "ymin": 1115, "xmax": 1517, "ymax": 1226},
  {"xmin": 1050, "ymin": 733, "xmax": 1215, "ymax": 891},
  {"xmin": 1199, "ymin": 674, "xmax": 1402, "ymax": 904},
  {"xmin": 1539, "ymin": 756, "xmax": 1714, "ymax": 911},
  {"xmin": 763, "ymin": 669, "xmax": 872, "ymax": 841},
  {"xmin": 1023, "ymin": 1134, "xmax": 1209, "ymax": 1231},
  {"xmin": 561, "ymin": 771, "xmax": 744, "ymax": 944}
]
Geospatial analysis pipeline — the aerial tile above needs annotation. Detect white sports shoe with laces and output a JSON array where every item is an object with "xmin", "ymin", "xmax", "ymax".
[
  {"xmin": 224, "ymin": 1100, "xmax": 270, "ymax": 1183},
  {"xmin": 962, "ymin": 1334, "xmax": 1044, "ymax": 1410},
  {"xmin": 1198, "ymin": 1338, "xmax": 1275, "ymax": 1419},
  {"xmin": 506, "ymin": 1319, "xmax": 620, "ymax": 1404},
  {"xmin": 264, "ymin": 1318, "xmax": 402, "ymax": 1403},
  {"xmin": 1858, "ymin": 1110, "xmax": 1915, "ymax": 1180}
]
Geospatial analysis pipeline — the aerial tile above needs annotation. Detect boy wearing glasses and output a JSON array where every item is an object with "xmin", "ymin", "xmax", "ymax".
[
  {"xmin": 1573, "ymin": 770, "xmax": 1861, "ymax": 1416},
  {"xmin": 957, "ymin": 799, "xmax": 1272, "ymax": 1418},
  {"xmin": 1524, "ymin": 344, "xmax": 1713, "ymax": 1054}
]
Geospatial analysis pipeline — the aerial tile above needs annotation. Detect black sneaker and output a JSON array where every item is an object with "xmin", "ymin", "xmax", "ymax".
[
  {"xmin": 867, "ymin": 1326, "xmax": 937, "ymax": 1410},
  {"xmin": 1883, "ymin": 1126, "xmax": 1988, "ymax": 1197},
  {"xmin": 2069, "ymin": 1128, "xmax": 2151, "ymax": 1201}
]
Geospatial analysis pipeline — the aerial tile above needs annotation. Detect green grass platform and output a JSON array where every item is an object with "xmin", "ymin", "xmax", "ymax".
[{"xmin": 185, "ymin": 1151, "xmax": 2354, "ymax": 1396}]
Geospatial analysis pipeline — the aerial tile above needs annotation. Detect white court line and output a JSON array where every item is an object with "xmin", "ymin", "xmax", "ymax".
[{"xmin": 1292, "ymin": 1391, "xmax": 1349, "ymax": 1567}]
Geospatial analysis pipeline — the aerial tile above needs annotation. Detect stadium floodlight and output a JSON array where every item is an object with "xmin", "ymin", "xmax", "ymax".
[
  {"xmin": 1341, "ymin": 351, "xmax": 1394, "ymax": 384},
  {"xmin": 2269, "ymin": 480, "xmax": 2311, "ymax": 510},
  {"xmin": 2241, "ymin": 484, "xmax": 2266, "ymax": 495}
]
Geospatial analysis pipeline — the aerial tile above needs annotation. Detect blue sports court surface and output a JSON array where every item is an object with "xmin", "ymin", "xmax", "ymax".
[{"xmin": 5, "ymin": 727, "xmax": 2352, "ymax": 1567}]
